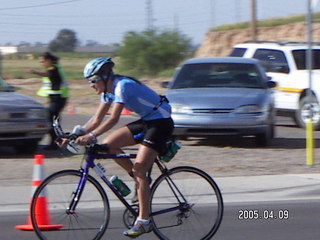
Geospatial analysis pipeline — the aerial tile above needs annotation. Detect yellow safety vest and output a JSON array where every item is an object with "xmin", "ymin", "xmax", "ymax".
[{"xmin": 37, "ymin": 64, "xmax": 69, "ymax": 98}]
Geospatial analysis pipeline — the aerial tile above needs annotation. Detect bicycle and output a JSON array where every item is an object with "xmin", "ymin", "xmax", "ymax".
[{"xmin": 30, "ymin": 118, "xmax": 224, "ymax": 240}]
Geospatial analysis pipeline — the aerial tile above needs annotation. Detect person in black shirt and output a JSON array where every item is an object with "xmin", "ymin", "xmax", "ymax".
[{"xmin": 28, "ymin": 52, "xmax": 69, "ymax": 150}]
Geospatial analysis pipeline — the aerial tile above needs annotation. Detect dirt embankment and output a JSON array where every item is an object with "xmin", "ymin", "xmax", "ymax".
[{"xmin": 195, "ymin": 21, "xmax": 320, "ymax": 57}]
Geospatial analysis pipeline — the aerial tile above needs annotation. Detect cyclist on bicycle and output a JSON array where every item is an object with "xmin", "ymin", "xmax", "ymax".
[{"xmin": 70, "ymin": 57, "xmax": 174, "ymax": 237}]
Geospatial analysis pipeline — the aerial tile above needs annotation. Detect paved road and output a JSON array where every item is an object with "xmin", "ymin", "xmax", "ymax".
[{"xmin": 3, "ymin": 200, "xmax": 320, "ymax": 240}]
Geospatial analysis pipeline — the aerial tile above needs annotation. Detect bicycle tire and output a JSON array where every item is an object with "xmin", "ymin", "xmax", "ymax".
[
  {"xmin": 30, "ymin": 169, "xmax": 110, "ymax": 240},
  {"xmin": 150, "ymin": 166, "xmax": 223, "ymax": 240}
]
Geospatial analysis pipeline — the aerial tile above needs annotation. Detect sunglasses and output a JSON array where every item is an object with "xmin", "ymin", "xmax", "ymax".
[{"xmin": 88, "ymin": 75, "xmax": 102, "ymax": 84}]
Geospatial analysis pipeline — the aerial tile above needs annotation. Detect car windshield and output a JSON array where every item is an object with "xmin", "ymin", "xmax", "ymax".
[{"xmin": 171, "ymin": 63, "xmax": 264, "ymax": 89}]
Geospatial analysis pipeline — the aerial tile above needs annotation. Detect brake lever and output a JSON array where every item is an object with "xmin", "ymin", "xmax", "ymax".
[
  {"xmin": 53, "ymin": 117, "xmax": 77, "ymax": 141},
  {"xmin": 53, "ymin": 117, "xmax": 65, "ymax": 138}
]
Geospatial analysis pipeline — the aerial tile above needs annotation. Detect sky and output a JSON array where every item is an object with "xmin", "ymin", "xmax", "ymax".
[{"xmin": 0, "ymin": 0, "xmax": 319, "ymax": 46}]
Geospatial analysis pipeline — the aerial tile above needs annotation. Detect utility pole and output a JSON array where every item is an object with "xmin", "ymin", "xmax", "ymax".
[
  {"xmin": 0, "ymin": 50, "xmax": 2, "ymax": 77},
  {"xmin": 250, "ymin": 0, "xmax": 257, "ymax": 40},
  {"xmin": 146, "ymin": 0, "xmax": 153, "ymax": 30},
  {"xmin": 306, "ymin": 0, "xmax": 315, "ymax": 167}
]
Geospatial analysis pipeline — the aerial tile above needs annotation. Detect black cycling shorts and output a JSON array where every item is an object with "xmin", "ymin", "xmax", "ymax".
[{"xmin": 127, "ymin": 118, "xmax": 174, "ymax": 155}]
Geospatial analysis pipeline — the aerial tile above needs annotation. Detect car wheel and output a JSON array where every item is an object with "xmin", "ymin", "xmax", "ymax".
[
  {"xmin": 255, "ymin": 123, "xmax": 273, "ymax": 147},
  {"xmin": 14, "ymin": 140, "xmax": 39, "ymax": 154},
  {"xmin": 294, "ymin": 96, "xmax": 320, "ymax": 130},
  {"xmin": 270, "ymin": 122, "xmax": 275, "ymax": 139},
  {"xmin": 255, "ymin": 132, "xmax": 269, "ymax": 147}
]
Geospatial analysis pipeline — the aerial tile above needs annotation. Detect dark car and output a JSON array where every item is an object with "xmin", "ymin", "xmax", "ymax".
[
  {"xmin": 0, "ymin": 77, "xmax": 49, "ymax": 153},
  {"xmin": 163, "ymin": 57, "xmax": 276, "ymax": 146}
]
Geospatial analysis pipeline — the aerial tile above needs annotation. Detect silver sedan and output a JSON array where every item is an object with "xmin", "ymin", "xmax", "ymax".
[
  {"xmin": 164, "ymin": 57, "xmax": 276, "ymax": 146},
  {"xmin": 0, "ymin": 77, "xmax": 49, "ymax": 153}
]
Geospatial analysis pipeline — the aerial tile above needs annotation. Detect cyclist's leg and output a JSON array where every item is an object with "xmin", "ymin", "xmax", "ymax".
[
  {"xmin": 133, "ymin": 145, "xmax": 158, "ymax": 219},
  {"xmin": 133, "ymin": 118, "xmax": 174, "ymax": 218},
  {"xmin": 124, "ymin": 118, "xmax": 174, "ymax": 237},
  {"xmin": 123, "ymin": 145, "xmax": 157, "ymax": 237},
  {"xmin": 102, "ymin": 125, "xmax": 136, "ymax": 174}
]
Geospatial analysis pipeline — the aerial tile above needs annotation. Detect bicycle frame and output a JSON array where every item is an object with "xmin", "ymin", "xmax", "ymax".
[
  {"xmin": 70, "ymin": 152, "xmax": 139, "ymax": 217},
  {"xmin": 69, "ymin": 150, "xmax": 189, "ymax": 221}
]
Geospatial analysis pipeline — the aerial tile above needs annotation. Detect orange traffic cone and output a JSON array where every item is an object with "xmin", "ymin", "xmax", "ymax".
[
  {"xmin": 15, "ymin": 154, "xmax": 63, "ymax": 231},
  {"xmin": 121, "ymin": 108, "xmax": 132, "ymax": 115},
  {"xmin": 67, "ymin": 101, "xmax": 76, "ymax": 114}
]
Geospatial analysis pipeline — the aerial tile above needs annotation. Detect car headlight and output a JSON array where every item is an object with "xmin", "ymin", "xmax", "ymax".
[
  {"xmin": 234, "ymin": 105, "xmax": 262, "ymax": 114},
  {"xmin": 171, "ymin": 104, "xmax": 193, "ymax": 114},
  {"xmin": 27, "ymin": 108, "xmax": 48, "ymax": 119}
]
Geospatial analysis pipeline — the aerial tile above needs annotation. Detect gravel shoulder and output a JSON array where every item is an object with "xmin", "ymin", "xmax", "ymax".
[{"xmin": 1, "ymin": 117, "xmax": 319, "ymax": 187}]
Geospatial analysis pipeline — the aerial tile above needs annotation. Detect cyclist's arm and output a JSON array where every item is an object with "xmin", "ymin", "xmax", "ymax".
[
  {"xmin": 89, "ymin": 102, "xmax": 124, "ymax": 137},
  {"xmin": 58, "ymin": 102, "xmax": 111, "ymax": 146},
  {"xmin": 76, "ymin": 102, "xmax": 124, "ymax": 145},
  {"xmin": 83, "ymin": 101, "xmax": 111, "ymax": 132}
]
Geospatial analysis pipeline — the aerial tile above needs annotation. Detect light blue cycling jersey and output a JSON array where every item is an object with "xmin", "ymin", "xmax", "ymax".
[{"xmin": 100, "ymin": 76, "xmax": 171, "ymax": 121}]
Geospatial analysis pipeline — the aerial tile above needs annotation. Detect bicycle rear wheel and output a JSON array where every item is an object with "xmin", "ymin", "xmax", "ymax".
[
  {"xmin": 150, "ymin": 166, "xmax": 223, "ymax": 240},
  {"xmin": 30, "ymin": 169, "xmax": 110, "ymax": 240}
]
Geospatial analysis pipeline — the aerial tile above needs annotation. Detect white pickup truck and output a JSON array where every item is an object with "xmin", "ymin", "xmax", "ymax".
[{"xmin": 230, "ymin": 40, "xmax": 320, "ymax": 129}]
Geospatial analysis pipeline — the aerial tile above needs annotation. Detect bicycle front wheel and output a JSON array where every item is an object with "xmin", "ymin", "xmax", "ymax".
[
  {"xmin": 150, "ymin": 166, "xmax": 223, "ymax": 240},
  {"xmin": 30, "ymin": 169, "xmax": 110, "ymax": 240}
]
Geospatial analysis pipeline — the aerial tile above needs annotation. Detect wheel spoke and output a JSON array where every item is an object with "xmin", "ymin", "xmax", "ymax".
[
  {"xmin": 31, "ymin": 170, "xmax": 110, "ymax": 240},
  {"xmin": 150, "ymin": 167, "xmax": 223, "ymax": 240}
]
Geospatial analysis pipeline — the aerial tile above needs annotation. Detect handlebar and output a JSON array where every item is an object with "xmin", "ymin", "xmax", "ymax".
[
  {"xmin": 53, "ymin": 117, "xmax": 87, "ymax": 154},
  {"xmin": 53, "ymin": 117, "xmax": 106, "ymax": 154},
  {"xmin": 53, "ymin": 117, "xmax": 78, "ymax": 141}
]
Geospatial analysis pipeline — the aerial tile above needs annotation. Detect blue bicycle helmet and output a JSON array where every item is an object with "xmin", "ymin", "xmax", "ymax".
[{"xmin": 83, "ymin": 57, "xmax": 114, "ymax": 79}]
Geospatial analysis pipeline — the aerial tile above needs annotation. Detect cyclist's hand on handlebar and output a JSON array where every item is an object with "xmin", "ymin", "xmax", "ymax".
[
  {"xmin": 71, "ymin": 125, "xmax": 87, "ymax": 136},
  {"xmin": 57, "ymin": 138, "xmax": 70, "ymax": 147},
  {"xmin": 76, "ymin": 134, "xmax": 96, "ymax": 146}
]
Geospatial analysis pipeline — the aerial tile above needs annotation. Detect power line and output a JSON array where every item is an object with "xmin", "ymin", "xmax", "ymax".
[{"xmin": 0, "ymin": 0, "xmax": 80, "ymax": 11}]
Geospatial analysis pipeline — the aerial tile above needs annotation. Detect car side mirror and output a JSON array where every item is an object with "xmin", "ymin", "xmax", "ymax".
[
  {"xmin": 161, "ymin": 81, "xmax": 170, "ymax": 88},
  {"xmin": 267, "ymin": 81, "xmax": 276, "ymax": 88}
]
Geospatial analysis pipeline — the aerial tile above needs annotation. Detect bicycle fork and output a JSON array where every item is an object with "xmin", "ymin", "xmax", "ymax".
[{"xmin": 66, "ymin": 169, "xmax": 89, "ymax": 214}]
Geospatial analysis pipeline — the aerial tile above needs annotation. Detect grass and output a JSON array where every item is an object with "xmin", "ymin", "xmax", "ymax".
[
  {"xmin": 1, "ymin": 53, "xmax": 115, "ymax": 80},
  {"xmin": 211, "ymin": 12, "xmax": 320, "ymax": 31},
  {"xmin": 1, "ymin": 52, "xmax": 176, "ymax": 80}
]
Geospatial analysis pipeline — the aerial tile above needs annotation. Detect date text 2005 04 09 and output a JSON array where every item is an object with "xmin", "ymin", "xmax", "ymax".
[{"xmin": 238, "ymin": 209, "xmax": 289, "ymax": 220}]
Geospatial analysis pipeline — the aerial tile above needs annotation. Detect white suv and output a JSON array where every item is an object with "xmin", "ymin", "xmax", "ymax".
[{"xmin": 230, "ymin": 41, "xmax": 320, "ymax": 129}]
